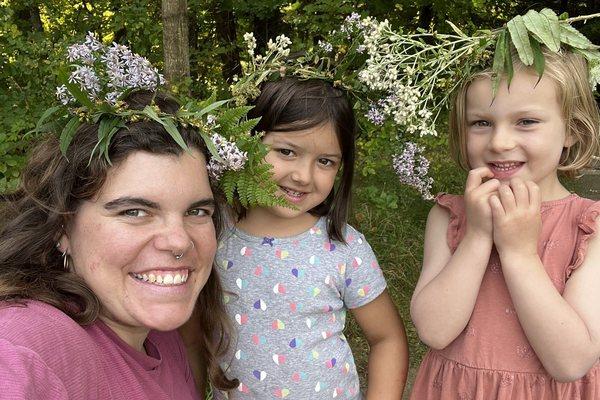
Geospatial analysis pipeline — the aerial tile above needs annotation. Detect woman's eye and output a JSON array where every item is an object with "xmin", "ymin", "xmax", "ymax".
[
  {"xmin": 186, "ymin": 208, "xmax": 210, "ymax": 217},
  {"xmin": 121, "ymin": 209, "xmax": 148, "ymax": 217}
]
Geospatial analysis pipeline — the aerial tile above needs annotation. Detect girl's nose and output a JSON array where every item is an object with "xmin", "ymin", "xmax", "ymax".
[
  {"xmin": 290, "ymin": 161, "xmax": 312, "ymax": 185},
  {"xmin": 489, "ymin": 127, "xmax": 516, "ymax": 152}
]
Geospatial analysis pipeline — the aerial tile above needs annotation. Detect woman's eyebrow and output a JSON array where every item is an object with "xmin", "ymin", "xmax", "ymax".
[
  {"xmin": 104, "ymin": 197, "xmax": 160, "ymax": 210},
  {"xmin": 188, "ymin": 198, "xmax": 216, "ymax": 209}
]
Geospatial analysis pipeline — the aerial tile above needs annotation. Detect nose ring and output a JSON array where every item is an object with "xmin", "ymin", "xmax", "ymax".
[{"xmin": 173, "ymin": 241, "xmax": 194, "ymax": 260}]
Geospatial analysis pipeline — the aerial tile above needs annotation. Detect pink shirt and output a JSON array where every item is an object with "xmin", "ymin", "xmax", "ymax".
[{"xmin": 0, "ymin": 300, "xmax": 200, "ymax": 399}]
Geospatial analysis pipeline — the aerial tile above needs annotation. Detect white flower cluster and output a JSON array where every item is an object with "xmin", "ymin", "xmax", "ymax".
[
  {"xmin": 267, "ymin": 35, "xmax": 292, "ymax": 56},
  {"xmin": 206, "ymin": 133, "xmax": 248, "ymax": 180},
  {"xmin": 243, "ymin": 32, "xmax": 257, "ymax": 57},
  {"xmin": 353, "ymin": 18, "xmax": 441, "ymax": 137},
  {"xmin": 392, "ymin": 142, "xmax": 434, "ymax": 200},
  {"xmin": 318, "ymin": 40, "xmax": 333, "ymax": 53},
  {"xmin": 57, "ymin": 32, "xmax": 164, "ymax": 106}
]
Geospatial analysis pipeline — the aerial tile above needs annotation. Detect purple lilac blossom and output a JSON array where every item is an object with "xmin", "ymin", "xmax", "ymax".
[
  {"xmin": 365, "ymin": 104, "xmax": 385, "ymax": 125},
  {"xmin": 207, "ymin": 133, "xmax": 248, "ymax": 180},
  {"xmin": 392, "ymin": 142, "xmax": 434, "ymax": 200}
]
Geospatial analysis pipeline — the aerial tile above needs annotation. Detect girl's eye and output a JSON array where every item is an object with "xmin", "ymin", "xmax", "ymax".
[
  {"xmin": 471, "ymin": 120, "xmax": 490, "ymax": 127},
  {"xmin": 277, "ymin": 148, "xmax": 294, "ymax": 156},
  {"xmin": 186, "ymin": 208, "xmax": 211, "ymax": 217},
  {"xmin": 518, "ymin": 119, "xmax": 538, "ymax": 126},
  {"xmin": 318, "ymin": 158, "xmax": 335, "ymax": 167},
  {"xmin": 121, "ymin": 209, "xmax": 148, "ymax": 217}
]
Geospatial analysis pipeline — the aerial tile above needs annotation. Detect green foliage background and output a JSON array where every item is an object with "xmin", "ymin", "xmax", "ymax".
[{"xmin": 1, "ymin": 0, "xmax": 598, "ymax": 397}]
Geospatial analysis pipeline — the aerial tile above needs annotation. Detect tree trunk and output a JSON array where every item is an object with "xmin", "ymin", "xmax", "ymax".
[
  {"xmin": 211, "ymin": 0, "xmax": 241, "ymax": 83},
  {"xmin": 13, "ymin": 2, "xmax": 43, "ymax": 32},
  {"xmin": 162, "ymin": 0, "xmax": 191, "ymax": 88}
]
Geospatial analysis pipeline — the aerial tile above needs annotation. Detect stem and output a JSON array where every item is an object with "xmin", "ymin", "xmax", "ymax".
[{"xmin": 565, "ymin": 13, "xmax": 600, "ymax": 23}]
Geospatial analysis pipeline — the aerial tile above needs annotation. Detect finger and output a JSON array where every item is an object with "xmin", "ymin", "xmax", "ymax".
[
  {"xmin": 498, "ymin": 184, "xmax": 516, "ymax": 212},
  {"xmin": 526, "ymin": 181, "xmax": 541, "ymax": 211},
  {"xmin": 466, "ymin": 167, "xmax": 494, "ymax": 192},
  {"xmin": 477, "ymin": 178, "xmax": 501, "ymax": 194},
  {"xmin": 510, "ymin": 178, "xmax": 529, "ymax": 208},
  {"xmin": 489, "ymin": 195, "xmax": 505, "ymax": 219}
]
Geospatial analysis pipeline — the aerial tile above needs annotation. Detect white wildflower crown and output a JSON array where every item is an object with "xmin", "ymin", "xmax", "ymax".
[
  {"xmin": 31, "ymin": 33, "xmax": 286, "ymax": 209},
  {"xmin": 231, "ymin": 9, "xmax": 599, "ymax": 200}
]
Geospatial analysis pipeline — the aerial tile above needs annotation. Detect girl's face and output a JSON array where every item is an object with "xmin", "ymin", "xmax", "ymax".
[
  {"xmin": 465, "ymin": 70, "xmax": 573, "ymax": 200},
  {"xmin": 256, "ymin": 122, "xmax": 342, "ymax": 233},
  {"xmin": 60, "ymin": 150, "xmax": 217, "ymax": 350}
]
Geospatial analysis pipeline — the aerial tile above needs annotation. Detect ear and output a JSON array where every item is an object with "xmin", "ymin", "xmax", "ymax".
[
  {"xmin": 563, "ymin": 132, "xmax": 577, "ymax": 148},
  {"xmin": 57, "ymin": 233, "xmax": 70, "ymax": 254}
]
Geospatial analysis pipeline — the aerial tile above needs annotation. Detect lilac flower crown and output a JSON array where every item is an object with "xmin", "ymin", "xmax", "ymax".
[
  {"xmin": 232, "ymin": 9, "xmax": 600, "ymax": 200},
  {"xmin": 32, "ymin": 33, "xmax": 286, "ymax": 209}
]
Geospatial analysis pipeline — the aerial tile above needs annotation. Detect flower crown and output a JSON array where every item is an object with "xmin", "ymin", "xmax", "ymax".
[
  {"xmin": 31, "ymin": 33, "xmax": 285, "ymax": 209},
  {"xmin": 231, "ymin": 9, "xmax": 599, "ymax": 200}
]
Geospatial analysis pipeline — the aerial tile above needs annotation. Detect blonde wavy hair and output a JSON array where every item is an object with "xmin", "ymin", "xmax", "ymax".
[{"xmin": 449, "ymin": 48, "xmax": 600, "ymax": 178}]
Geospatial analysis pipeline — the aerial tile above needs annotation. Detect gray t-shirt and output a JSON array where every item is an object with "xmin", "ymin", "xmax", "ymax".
[{"xmin": 214, "ymin": 217, "xmax": 387, "ymax": 400}]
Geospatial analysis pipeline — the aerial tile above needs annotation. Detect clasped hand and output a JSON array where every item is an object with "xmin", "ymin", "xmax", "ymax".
[{"xmin": 465, "ymin": 167, "xmax": 541, "ymax": 258}]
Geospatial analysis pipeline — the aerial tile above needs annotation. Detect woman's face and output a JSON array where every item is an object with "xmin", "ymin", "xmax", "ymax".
[{"xmin": 61, "ymin": 150, "xmax": 216, "ymax": 350}]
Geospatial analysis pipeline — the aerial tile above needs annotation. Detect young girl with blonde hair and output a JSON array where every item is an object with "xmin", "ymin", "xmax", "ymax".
[{"xmin": 411, "ymin": 46, "xmax": 600, "ymax": 398}]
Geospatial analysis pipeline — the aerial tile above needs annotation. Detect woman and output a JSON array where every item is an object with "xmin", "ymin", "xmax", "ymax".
[{"xmin": 0, "ymin": 91, "xmax": 237, "ymax": 399}]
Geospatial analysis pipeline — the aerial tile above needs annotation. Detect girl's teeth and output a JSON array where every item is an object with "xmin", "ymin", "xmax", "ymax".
[
  {"xmin": 132, "ymin": 271, "xmax": 188, "ymax": 286},
  {"xmin": 492, "ymin": 162, "xmax": 521, "ymax": 171}
]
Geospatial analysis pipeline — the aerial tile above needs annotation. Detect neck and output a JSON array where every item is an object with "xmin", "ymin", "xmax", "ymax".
[
  {"xmin": 538, "ymin": 174, "xmax": 571, "ymax": 202},
  {"xmin": 237, "ymin": 208, "xmax": 319, "ymax": 237},
  {"xmin": 99, "ymin": 315, "xmax": 149, "ymax": 353}
]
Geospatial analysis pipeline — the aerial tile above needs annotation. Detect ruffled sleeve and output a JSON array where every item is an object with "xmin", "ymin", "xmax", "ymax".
[
  {"xmin": 567, "ymin": 200, "xmax": 600, "ymax": 278},
  {"xmin": 436, "ymin": 193, "xmax": 466, "ymax": 253}
]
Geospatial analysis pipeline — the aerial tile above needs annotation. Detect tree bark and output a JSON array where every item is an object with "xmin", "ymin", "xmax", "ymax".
[
  {"xmin": 211, "ymin": 0, "xmax": 241, "ymax": 83},
  {"xmin": 162, "ymin": 0, "xmax": 191, "ymax": 88}
]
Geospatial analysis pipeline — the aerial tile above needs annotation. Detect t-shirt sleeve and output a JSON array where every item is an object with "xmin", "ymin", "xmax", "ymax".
[
  {"xmin": 0, "ymin": 338, "xmax": 69, "ymax": 400},
  {"xmin": 341, "ymin": 229, "xmax": 387, "ymax": 309}
]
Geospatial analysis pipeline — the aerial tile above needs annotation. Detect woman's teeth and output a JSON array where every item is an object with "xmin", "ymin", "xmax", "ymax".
[{"xmin": 131, "ymin": 271, "xmax": 189, "ymax": 286}]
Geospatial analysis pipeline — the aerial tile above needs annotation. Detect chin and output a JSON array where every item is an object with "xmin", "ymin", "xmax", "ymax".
[{"xmin": 138, "ymin": 307, "xmax": 194, "ymax": 332}]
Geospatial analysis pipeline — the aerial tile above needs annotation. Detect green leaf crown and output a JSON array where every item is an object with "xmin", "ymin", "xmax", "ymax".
[
  {"xmin": 31, "ymin": 33, "xmax": 287, "ymax": 209},
  {"xmin": 230, "ymin": 9, "xmax": 599, "ymax": 200}
]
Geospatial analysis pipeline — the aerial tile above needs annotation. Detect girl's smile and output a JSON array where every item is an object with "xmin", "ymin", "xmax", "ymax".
[
  {"xmin": 239, "ymin": 122, "xmax": 342, "ymax": 237},
  {"xmin": 465, "ymin": 70, "xmax": 574, "ymax": 201}
]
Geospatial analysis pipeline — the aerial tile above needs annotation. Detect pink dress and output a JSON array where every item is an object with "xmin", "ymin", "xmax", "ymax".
[{"xmin": 410, "ymin": 193, "xmax": 600, "ymax": 400}]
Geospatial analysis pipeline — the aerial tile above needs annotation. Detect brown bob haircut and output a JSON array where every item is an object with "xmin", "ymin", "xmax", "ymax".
[
  {"xmin": 243, "ymin": 78, "xmax": 356, "ymax": 243},
  {"xmin": 449, "ymin": 47, "xmax": 600, "ymax": 177},
  {"xmin": 0, "ymin": 91, "xmax": 236, "ymax": 391}
]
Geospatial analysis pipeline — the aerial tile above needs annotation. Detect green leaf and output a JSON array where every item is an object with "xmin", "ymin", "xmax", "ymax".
[
  {"xmin": 559, "ymin": 24, "xmax": 597, "ymax": 50},
  {"xmin": 142, "ymin": 106, "xmax": 189, "ymax": 151},
  {"xmin": 522, "ymin": 9, "xmax": 560, "ymax": 52},
  {"xmin": 196, "ymin": 99, "xmax": 230, "ymax": 117},
  {"xmin": 59, "ymin": 116, "xmax": 81, "ymax": 156},
  {"xmin": 35, "ymin": 105, "xmax": 64, "ymax": 131},
  {"xmin": 58, "ymin": 68, "xmax": 95, "ymax": 109},
  {"xmin": 446, "ymin": 20, "xmax": 467, "ymax": 38},
  {"xmin": 530, "ymin": 39, "xmax": 545, "ymax": 82},
  {"xmin": 504, "ymin": 40, "xmax": 514, "ymax": 88},
  {"xmin": 162, "ymin": 117, "xmax": 189, "ymax": 151},
  {"xmin": 492, "ymin": 30, "xmax": 507, "ymax": 96},
  {"xmin": 199, "ymin": 130, "xmax": 224, "ymax": 163},
  {"xmin": 507, "ymin": 15, "xmax": 534, "ymax": 65}
]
